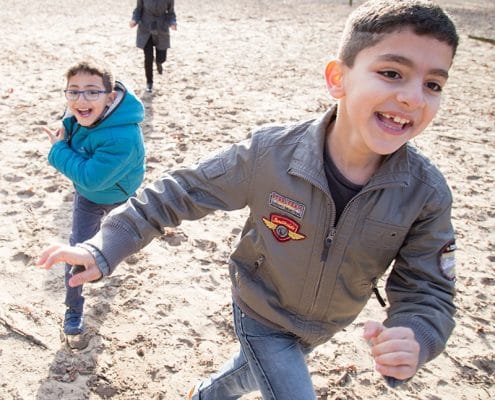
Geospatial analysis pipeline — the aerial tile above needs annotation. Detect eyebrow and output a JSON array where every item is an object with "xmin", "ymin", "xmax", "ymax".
[{"xmin": 377, "ymin": 54, "xmax": 449, "ymax": 79}]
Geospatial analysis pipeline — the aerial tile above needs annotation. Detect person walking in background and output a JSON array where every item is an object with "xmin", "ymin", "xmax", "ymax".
[
  {"xmin": 130, "ymin": 0, "xmax": 177, "ymax": 93},
  {"xmin": 42, "ymin": 59, "xmax": 146, "ymax": 339}
]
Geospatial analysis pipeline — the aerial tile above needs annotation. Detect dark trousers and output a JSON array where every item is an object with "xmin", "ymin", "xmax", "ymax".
[
  {"xmin": 144, "ymin": 37, "xmax": 167, "ymax": 84},
  {"xmin": 64, "ymin": 193, "xmax": 120, "ymax": 312}
]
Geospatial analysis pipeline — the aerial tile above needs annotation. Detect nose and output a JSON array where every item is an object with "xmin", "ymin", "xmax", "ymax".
[
  {"xmin": 396, "ymin": 80, "xmax": 426, "ymax": 110},
  {"xmin": 73, "ymin": 93, "xmax": 89, "ymax": 104}
]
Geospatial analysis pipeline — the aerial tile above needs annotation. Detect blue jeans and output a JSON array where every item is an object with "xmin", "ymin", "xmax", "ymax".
[
  {"xmin": 64, "ymin": 193, "xmax": 120, "ymax": 312},
  {"xmin": 195, "ymin": 303, "xmax": 316, "ymax": 400}
]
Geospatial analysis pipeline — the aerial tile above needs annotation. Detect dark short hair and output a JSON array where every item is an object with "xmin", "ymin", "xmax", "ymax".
[
  {"xmin": 338, "ymin": 0, "xmax": 459, "ymax": 67},
  {"xmin": 65, "ymin": 59, "xmax": 115, "ymax": 92}
]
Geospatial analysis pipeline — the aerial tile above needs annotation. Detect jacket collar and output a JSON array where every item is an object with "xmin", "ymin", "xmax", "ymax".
[
  {"xmin": 289, "ymin": 106, "xmax": 411, "ymax": 192},
  {"xmin": 368, "ymin": 145, "xmax": 410, "ymax": 189}
]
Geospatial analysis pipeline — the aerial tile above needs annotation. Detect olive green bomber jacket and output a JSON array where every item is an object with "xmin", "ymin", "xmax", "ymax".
[{"xmin": 83, "ymin": 106, "xmax": 456, "ymax": 370}]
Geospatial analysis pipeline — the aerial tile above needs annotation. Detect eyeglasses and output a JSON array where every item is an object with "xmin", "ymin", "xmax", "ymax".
[{"xmin": 64, "ymin": 89, "xmax": 110, "ymax": 101}]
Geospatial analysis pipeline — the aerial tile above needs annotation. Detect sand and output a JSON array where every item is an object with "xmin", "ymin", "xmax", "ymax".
[{"xmin": 0, "ymin": 0, "xmax": 493, "ymax": 399}]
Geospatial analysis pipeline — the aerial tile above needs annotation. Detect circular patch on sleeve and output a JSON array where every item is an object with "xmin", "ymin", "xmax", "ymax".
[{"xmin": 438, "ymin": 240, "xmax": 456, "ymax": 281}]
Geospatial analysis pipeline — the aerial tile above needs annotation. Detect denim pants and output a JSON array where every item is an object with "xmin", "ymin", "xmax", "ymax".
[
  {"xmin": 194, "ymin": 303, "xmax": 317, "ymax": 400},
  {"xmin": 64, "ymin": 193, "xmax": 120, "ymax": 312}
]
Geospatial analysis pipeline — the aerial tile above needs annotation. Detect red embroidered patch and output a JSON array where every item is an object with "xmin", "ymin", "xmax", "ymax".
[
  {"xmin": 262, "ymin": 213, "xmax": 306, "ymax": 242},
  {"xmin": 269, "ymin": 192, "xmax": 306, "ymax": 219}
]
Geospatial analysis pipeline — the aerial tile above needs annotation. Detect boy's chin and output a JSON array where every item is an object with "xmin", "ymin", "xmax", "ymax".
[
  {"xmin": 75, "ymin": 118, "xmax": 95, "ymax": 127},
  {"xmin": 371, "ymin": 142, "xmax": 407, "ymax": 156}
]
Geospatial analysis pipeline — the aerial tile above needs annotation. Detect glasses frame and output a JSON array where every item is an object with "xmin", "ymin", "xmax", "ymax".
[{"xmin": 64, "ymin": 89, "xmax": 111, "ymax": 101}]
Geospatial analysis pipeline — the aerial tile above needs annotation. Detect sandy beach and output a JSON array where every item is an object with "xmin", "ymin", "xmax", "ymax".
[{"xmin": 0, "ymin": 0, "xmax": 493, "ymax": 398}]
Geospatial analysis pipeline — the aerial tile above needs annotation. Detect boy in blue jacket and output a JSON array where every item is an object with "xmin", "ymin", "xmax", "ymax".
[
  {"xmin": 39, "ymin": 1, "xmax": 458, "ymax": 398},
  {"xmin": 43, "ymin": 59, "xmax": 146, "ymax": 337}
]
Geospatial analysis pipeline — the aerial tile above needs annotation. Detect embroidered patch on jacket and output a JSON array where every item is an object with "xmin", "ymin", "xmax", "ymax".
[
  {"xmin": 268, "ymin": 192, "xmax": 306, "ymax": 219},
  {"xmin": 438, "ymin": 240, "xmax": 456, "ymax": 281},
  {"xmin": 262, "ymin": 213, "xmax": 306, "ymax": 242}
]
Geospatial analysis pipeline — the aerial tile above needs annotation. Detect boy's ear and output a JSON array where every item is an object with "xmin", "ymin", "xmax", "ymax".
[
  {"xmin": 324, "ymin": 60, "xmax": 345, "ymax": 99},
  {"xmin": 106, "ymin": 91, "xmax": 117, "ymax": 106}
]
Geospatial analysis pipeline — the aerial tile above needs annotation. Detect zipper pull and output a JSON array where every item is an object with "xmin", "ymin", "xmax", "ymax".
[
  {"xmin": 372, "ymin": 279, "xmax": 387, "ymax": 307},
  {"xmin": 321, "ymin": 227, "xmax": 337, "ymax": 262},
  {"xmin": 327, "ymin": 226, "xmax": 336, "ymax": 245}
]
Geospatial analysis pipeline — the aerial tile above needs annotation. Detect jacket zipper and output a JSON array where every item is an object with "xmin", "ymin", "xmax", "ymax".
[
  {"xmin": 67, "ymin": 124, "xmax": 80, "ymax": 147},
  {"xmin": 290, "ymin": 169, "xmax": 403, "ymax": 315},
  {"xmin": 319, "ymin": 181, "xmax": 392, "ymax": 263},
  {"xmin": 310, "ymin": 185, "xmax": 378, "ymax": 314},
  {"xmin": 320, "ymin": 226, "xmax": 336, "ymax": 262}
]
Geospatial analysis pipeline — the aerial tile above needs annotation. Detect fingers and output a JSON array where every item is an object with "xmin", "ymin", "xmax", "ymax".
[
  {"xmin": 37, "ymin": 244, "xmax": 102, "ymax": 286},
  {"xmin": 372, "ymin": 326, "xmax": 416, "ymax": 344},
  {"xmin": 365, "ymin": 325, "xmax": 420, "ymax": 380},
  {"xmin": 376, "ymin": 362, "xmax": 417, "ymax": 381},
  {"xmin": 37, "ymin": 246, "xmax": 70, "ymax": 269},
  {"xmin": 42, "ymin": 126, "xmax": 54, "ymax": 138},
  {"xmin": 36, "ymin": 243, "xmax": 63, "ymax": 268},
  {"xmin": 36, "ymin": 244, "xmax": 95, "ymax": 271},
  {"xmin": 372, "ymin": 336, "xmax": 419, "ymax": 363},
  {"xmin": 68, "ymin": 266, "xmax": 102, "ymax": 287},
  {"xmin": 42, "ymin": 126, "xmax": 64, "ymax": 143},
  {"xmin": 363, "ymin": 320, "xmax": 385, "ymax": 341}
]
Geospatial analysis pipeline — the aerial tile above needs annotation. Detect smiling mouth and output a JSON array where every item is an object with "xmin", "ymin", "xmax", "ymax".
[
  {"xmin": 77, "ymin": 108, "xmax": 92, "ymax": 118},
  {"xmin": 376, "ymin": 112, "xmax": 413, "ymax": 130}
]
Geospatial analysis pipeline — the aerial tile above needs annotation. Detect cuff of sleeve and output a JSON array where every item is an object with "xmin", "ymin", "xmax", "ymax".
[{"xmin": 76, "ymin": 243, "xmax": 110, "ymax": 277}]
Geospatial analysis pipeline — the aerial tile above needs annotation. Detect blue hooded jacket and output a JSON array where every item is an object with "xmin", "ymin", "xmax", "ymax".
[{"xmin": 48, "ymin": 81, "xmax": 146, "ymax": 204}]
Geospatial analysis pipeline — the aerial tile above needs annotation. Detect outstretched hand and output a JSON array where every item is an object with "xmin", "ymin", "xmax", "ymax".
[
  {"xmin": 363, "ymin": 320, "xmax": 420, "ymax": 381},
  {"xmin": 42, "ymin": 126, "xmax": 64, "ymax": 145},
  {"xmin": 36, "ymin": 244, "xmax": 102, "ymax": 287}
]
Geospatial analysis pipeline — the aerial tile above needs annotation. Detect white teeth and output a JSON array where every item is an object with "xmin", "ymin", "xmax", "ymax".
[{"xmin": 382, "ymin": 112, "xmax": 410, "ymax": 125}]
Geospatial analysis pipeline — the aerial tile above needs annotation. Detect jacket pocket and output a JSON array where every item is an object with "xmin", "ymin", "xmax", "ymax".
[{"xmin": 359, "ymin": 218, "xmax": 408, "ymax": 250}]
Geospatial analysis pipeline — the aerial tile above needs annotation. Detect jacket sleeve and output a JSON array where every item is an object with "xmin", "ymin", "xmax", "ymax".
[
  {"xmin": 168, "ymin": 0, "xmax": 176, "ymax": 25},
  {"xmin": 132, "ymin": 0, "xmax": 143, "ymax": 22},
  {"xmin": 47, "ymin": 126, "xmax": 142, "ymax": 192},
  {"xmin": 84, "ymin": 136, "xmax": 258, "ymax": 275},
  {"xmin": 384, "ymin": 185, "xmax": 456, "ymax": 369}
]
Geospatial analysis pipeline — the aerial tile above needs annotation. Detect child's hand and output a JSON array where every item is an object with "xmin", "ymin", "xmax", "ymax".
[
  {"xmin": 37, "ymin": 244, "xmax": 102, "ymax": 287},
  {"xmin": 170, "ymin": 24, "xmax": 177, "ymax": 31},
  {"xmin": 129, "ymin": 20, "xmax": 137, "ymax": 28},
  {"xmin": 42, "ymin": 126, "xmax": 64, "ymax": 145},
  {"xmin": 363, "ymin": 320, "xmax": 420, "ymax": 381}
]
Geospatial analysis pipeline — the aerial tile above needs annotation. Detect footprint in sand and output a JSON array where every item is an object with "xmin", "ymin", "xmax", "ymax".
[{"xmin": 3, "ymin": 173, "xmax": 23, "ymax": 183}]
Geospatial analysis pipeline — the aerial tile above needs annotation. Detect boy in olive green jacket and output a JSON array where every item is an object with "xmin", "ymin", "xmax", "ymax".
[{"xmin": 39, "ymin": 1, "xmax": 458, "ymax": 398}]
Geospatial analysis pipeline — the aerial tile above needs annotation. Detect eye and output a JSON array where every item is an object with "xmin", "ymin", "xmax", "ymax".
[
  {"xmin": 67, "ymin": 90, "xmax": 79, "ymax": 95},
  {"xmin": 426, "ymin": 81, "xmax": 443, "ymax": 92},
  {"xmin": 378, "ymin": 70, "xmax": 401, "ymax": 80},
  {"xmin": 87, "ymin": 90, "xmax": 101, "ymax": 96}
]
